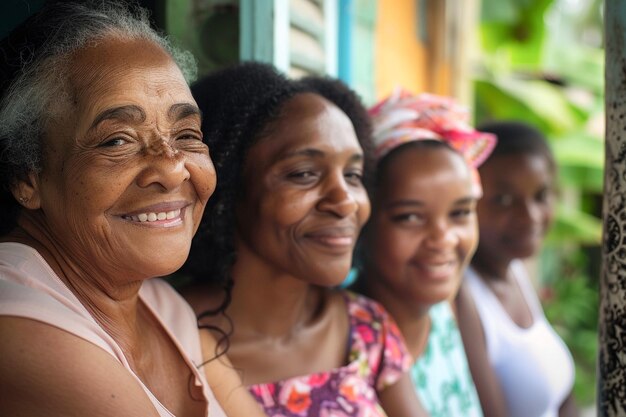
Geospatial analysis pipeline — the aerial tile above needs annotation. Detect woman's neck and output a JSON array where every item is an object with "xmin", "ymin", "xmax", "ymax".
[
  {"xmin": 471, "ymin": 247, "xmax": 513, "ymax": 281},
  {"xmin": 226, "ymin": 246, "xmax": 327, "ymax": 340},
  {"xmin": 7, "ymin": 217, "xmax": 146, "ymax": 349}
]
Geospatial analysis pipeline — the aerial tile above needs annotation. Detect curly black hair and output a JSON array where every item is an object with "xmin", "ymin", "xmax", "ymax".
[
  {"xmin": 181, "ymin": 62, "xmax": 297, "ymax": 304},
  {"xmin": 181, "ymin": 62, "xmax": 374, "ymax": 305}
]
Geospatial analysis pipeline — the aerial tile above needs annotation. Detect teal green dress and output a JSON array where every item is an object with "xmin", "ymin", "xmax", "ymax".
[{"xmin": 411, "ymin": 301, "xmax": 484, "ymax": 417}]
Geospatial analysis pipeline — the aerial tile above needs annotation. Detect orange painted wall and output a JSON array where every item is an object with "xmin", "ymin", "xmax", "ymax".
[{"xmin": 374, "ymin": 0, "xmax": 427, "ymax": 100}]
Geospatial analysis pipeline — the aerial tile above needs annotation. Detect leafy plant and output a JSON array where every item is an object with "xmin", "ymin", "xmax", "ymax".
[
  {"xmin": 474, "ymin": 0, "xmax": 603, "ymax": 407},
  {"xmin": 541, "ymin": 248, "xmax": 598, "ymax": 405}
]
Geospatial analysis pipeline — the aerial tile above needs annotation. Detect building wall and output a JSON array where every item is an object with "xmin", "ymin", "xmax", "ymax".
[
  {"xmin": 162, "ymin": 0, "xmax": 476, "ymax": 104},
  {"xmin": 374, "ymin": 0, "xmax": 428, "ymax": 99},
  {"xmin": 372, "ymin": 0, "xmax": 478, "ymax": 103}
]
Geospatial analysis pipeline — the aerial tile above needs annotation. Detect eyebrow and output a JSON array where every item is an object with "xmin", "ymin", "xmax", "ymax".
[
  {"xmin": 89, "ymin": 103, "xmax": 201, "ymax": 132},
  {"xmin": 281, "ymin": 148, "xmax": 364, "ymax": 162},
  {"xmin": 168, "ymin": 103, "xmax": 202, "ymax": 122},
  {"xmin": 90, "ymin": 105, "xmax": 146, "ymax": 131},
  {"xmin": 454, "ymin": 196, "xmax": 477, "ymax": 205},
  {"xmin": 384, "ymin": 196, "xmax": 476, "ymax": 209}
]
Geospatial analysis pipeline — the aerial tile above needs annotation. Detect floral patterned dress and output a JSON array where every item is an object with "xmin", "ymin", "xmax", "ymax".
[{"xmin": 248, "ymin": 291, "xmax": 412, "ymax": 417}]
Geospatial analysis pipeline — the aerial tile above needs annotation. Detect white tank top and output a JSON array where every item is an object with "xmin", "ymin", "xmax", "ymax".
[{"xmin": 464, "ymin": 261, "xmax": 574, "ymax": 417}]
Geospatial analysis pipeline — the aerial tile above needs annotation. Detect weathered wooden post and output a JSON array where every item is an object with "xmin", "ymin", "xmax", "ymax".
[{"xmin": 599, "ymin": 1, "xmax": 626, "ymax": 415}]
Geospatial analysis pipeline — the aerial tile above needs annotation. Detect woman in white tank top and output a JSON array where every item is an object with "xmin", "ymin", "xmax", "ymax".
[{"xmin": 455, "ymin": 121, "xmax": 577, "ymax": 417}]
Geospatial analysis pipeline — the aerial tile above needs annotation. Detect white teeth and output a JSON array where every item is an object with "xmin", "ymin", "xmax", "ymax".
[
  {"xmin": 132, "ymin": 209, "xmax": 181, "ymax": 222},
  {"xmin": 424, "ymin": 263, "xmax": 453, "ymax": 273}
]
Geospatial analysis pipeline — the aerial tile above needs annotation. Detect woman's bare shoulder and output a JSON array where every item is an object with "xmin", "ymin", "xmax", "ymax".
[{"xmin": 0, "ymin": 316, "xmax": 160, "ymax": 417}]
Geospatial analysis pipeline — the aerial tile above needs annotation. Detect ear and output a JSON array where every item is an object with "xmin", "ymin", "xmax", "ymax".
[{"xmin": 11, "ymin": 171, "xmax": 42, "ymax": 210}]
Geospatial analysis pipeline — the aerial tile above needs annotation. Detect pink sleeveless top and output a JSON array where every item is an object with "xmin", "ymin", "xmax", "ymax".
[{"xmin": 0, "ymin": 242, "xmax": 225, "ymax": 417}]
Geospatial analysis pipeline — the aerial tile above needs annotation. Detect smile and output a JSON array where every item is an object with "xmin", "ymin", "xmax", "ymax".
[
  {"xmin": 303, "ymin": 227, "xmax": 357, "ymax": 253},
  {"xmin": 423, "ymin": 262, "xmax": 455, "ymax": 272},
  {"xmin": 120, "ymin": 206, "xmax": 185, "ymax": 227},
  {"xmin": 124, "ymin": 209, "xmax": 181, "ymax": 222},
  {"xmin": 416, "ymin": 261, "xmax": 458, "ymax": 280},
  {"xmin": 307, "ymin": 235, "xmax": 354, "ymax": 247}
]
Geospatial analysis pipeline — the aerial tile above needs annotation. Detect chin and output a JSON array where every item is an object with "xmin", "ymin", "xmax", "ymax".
[
  {"xmin": 508, "ymin": 245, "xmax": 539, "ymax": 260},
  {"xmin": 306, "ymin": 268, "xmax": 351, "ymax": 287},
  {"xmin": 140, "ymin": 255, "xmax": 188, "ymax": 278}
]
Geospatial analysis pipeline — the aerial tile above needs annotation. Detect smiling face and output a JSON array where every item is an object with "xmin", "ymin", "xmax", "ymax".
[
  {"xmin": 235, "ymin": 93, "xmax": 371, "ymax": 286},
  {"xmin": 474, "ymin": 152, "xmax": 555, "ymax": 265},
  {"xmin": 365, "ymin": 143, "xmax": 478, "ymax": 306},
  {"xmin": 21, "ymin": 37, "xmax": 216, "ymax": 281}
]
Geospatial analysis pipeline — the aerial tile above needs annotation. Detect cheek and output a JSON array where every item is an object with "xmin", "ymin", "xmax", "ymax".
[
  {"xmin": 261, "ymin": 190, "xmax": 318, "ymax": 228},
  {"xmin": 477, "ymin": 221, "xmax": 501, "ymax": 249},
  {"xmin": 191, "ymin": 155, "xmax": 217, "ymax": 204},
  {"xmin": 459, "ymin": 224, "xmax": 479, "ymax": 260},
  {"xmin": 372, "ymin": 224, "xmax": 418, "ymax": 267},
  {"xmin": 355, "ymin": 190, "xmax": 371, "ymax": 227},
  {"xmin": 55, "ymin": 163, "xmax": 125, "ymax": 214},
  {"xmin": 542, "ymin": 205, "xmax": 555, "ymax": 229},
  {"xmin": 477, "ymin": 209, "xmax": 506, "ymax": 234}
]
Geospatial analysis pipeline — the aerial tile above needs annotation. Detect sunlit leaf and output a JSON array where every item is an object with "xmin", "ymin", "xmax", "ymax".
[
  {"xmin": 475, "ymin": 77, "xmax": 586, "ymax": 133},
  {"xmin": 546, "ymin": 203, "xmax": 602, "ymax": 244}
]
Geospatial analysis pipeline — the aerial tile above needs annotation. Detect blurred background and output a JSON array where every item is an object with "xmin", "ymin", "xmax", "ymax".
[{"xmin": 2, "ymin": 0, "xmax": 605, "ymax": 411}]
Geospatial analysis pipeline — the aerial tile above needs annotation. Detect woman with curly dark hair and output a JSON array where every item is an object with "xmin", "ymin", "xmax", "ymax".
[{"xmin": 181, "ymin": 62, "xmax": 426, "ymax": 417}]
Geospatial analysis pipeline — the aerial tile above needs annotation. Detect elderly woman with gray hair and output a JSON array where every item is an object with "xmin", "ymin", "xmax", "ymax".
[{"xmin": 0, "ymin": 2, "xmax": 265, "ymax": 416}]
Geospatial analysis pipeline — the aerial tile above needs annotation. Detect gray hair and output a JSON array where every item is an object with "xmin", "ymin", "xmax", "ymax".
[{"xmin": 0, "ymin": 0, "xmax": 197, "ymax": 181}]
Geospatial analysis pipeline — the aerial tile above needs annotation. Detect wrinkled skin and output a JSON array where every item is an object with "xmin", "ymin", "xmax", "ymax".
[
  {"xmin": 14, "ymin": 38, "xmax": 216, "ymax": 290},
  {"xmin": 3, "ymin": 37, "xmax": 216, "ymax": 417}
]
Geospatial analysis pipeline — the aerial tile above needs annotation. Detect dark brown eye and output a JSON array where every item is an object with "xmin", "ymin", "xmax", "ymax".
[
  {"xmin": 176, "ymin": 132, "xmax": 202, "ymax": 141},
  {"xmin": 391, "ymin": 213, "xmax": 424, "ymax": 226},
  {"xmin": 287, "ymin": 170, "xmax": 318, "ymax": 184},
  {"xmin": 99, "ymin": 137, "xmax": 128, "ymax": 147},
  {"xmin": 535, "ymin": 187, "xmax": 551, "ymax": 203},
  {"xmin": 494, "ymin": 194, "xmax": 513, "ymax": 207},
  {"xmin": 344, "ymin": 170, "xmax": 363, "ymax": 185}
]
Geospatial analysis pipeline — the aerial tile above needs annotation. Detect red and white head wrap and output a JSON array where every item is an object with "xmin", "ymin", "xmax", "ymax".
[{"xmin": 368, "ymin": 89, "xmax": 497, "ymax": 197}]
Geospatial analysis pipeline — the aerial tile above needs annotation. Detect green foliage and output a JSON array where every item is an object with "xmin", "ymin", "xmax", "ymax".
[
  {"xmin": 475, "ymin": 0, "xmax": 604, "ymax": 246},
  {"xmin": 547, "ymin": 203, "xmax": 602, "ymax": 245},
  {"xmin": 552, "ymin": 132, "xmax": 604, "ymax": 193},
  {"xmin": 480, "ymin": 0, "xmax": 554, "ymax": 69},
  {"xmin": 541, "ymin": 248, "xmax": 599, "ymax": 405},
  {"xmin": 475, "ymin": 77, "xmax": 587, "ymax": 134},
  {"xmin": 475, "ymin": 0, "xmax": 603, "ymax": 407},
  {"xmin": 546, "ymin": 45, "xmax": 604, "ymax": 95}
]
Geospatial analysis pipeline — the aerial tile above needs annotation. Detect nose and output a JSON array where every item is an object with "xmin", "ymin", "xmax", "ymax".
[
  {"xmin": 424, "ymin": 219, "xmax": 457, "ymax": 251},
  {"xmin": 136, "ymin": 138, "xmax": 190, "ymax": 190},
  {"xmin": 316, "ymin": 172, "xmax": 359, "ymax": 218}
]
